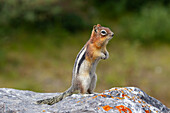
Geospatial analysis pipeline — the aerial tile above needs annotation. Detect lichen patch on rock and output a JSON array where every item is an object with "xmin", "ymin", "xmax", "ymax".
[{"xmin": 0, "ymin": 87, "xmax": 169, "ymax": 113}]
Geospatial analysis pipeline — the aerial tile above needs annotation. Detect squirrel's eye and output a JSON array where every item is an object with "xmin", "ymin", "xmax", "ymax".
[{"xmin": 101, "ymin": 30, "xmax": 107, "ymax": 36}]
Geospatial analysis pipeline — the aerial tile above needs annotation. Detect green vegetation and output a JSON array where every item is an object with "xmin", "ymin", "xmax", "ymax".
[
  {"xmin": 0, "ymin": 0, "xmax": 170, "ymax": 107},
  {"xmin": 120, "ymin": 5, "xmax": 170, "ymax": 43}
]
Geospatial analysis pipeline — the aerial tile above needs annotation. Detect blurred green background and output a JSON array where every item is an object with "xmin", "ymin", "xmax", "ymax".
[{"xmin": 0, "ymin": 0, "xmax": 170, "ymax": 107}]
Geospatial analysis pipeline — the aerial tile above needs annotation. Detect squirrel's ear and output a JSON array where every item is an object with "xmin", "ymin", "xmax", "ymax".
[
  {"xmin": 93, "ymin": 25, "xmax": 97, "ymax": 29},
  {"xmin": 93, "ymin": 25, "xmax": 97, "ymax": 33},
  {"xmin": 97, "ymin": 24, "xmax": 101, "ymax": 27}
]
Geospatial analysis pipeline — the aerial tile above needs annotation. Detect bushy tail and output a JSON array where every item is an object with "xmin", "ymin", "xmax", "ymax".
[{"xmin": 36, "ymin": 87, "xmax": 74, "ymax": 105}]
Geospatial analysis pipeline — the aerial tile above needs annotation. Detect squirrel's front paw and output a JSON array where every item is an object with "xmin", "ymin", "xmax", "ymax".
[{"xmin": 101, "ymin": 52, "xmax": 109, "ymax": 60}]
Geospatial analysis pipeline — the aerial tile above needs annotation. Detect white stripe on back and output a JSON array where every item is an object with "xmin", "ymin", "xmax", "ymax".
[{"xmin": 74, "ymin": 47, "xmax": 86, "ymax": 75}]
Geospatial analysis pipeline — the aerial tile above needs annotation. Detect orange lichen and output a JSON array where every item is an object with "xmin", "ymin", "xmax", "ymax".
[
  {"xmin": 129, "ymin": 89, "xmax": 132, "ymax": 92},
  {"xmin": 132, "ymin": 96, "xmax": 136, "ymax": 101},
  {"xmin": 102, "ymin": 105, "xmax": 113, "ymax": 111},
  {"xmin": 116, "ymin": 97, "xmax": 125, "ymax": 100},
  {"xmin": 98, "ymin": 107, "xmax": 100, "ymax": 110},
  {"xmin": 127, "ymin": 96, "xmax": 130, "ymax": 98},
  {"xmin": 76, "ymin": 101, "xmax": 83, "ymax": 103},
  {"xmin": 138, "ymin": 101, "xmax": 141, "ymax": 103},
  {"xmin": 142, "ymin": 105, "xmax": 147, "ymax": 108},
  {"xmin": 92, "ymin": 94, "xmax": 108, "ymax": 99},
  {"xmin": 98, "ymin": 94, "xmax": 107, "ymax": 97},
  {"xmin": 122, "ymin": 94, "xmax": 125, "ymax": 96},
  {"xmin": 145, "ymin": 110, "xmax": 150, "ymax": 113},
  {"xmin": 122, "ymin": 93, "xmax": 127, "ymax": 97},
  {"xmin": 111, "ymin": 96, "xmax": 114, "ymax": 99},
  {"xmin": 42, "ymin": 110, "xmax": 46, "ymax": 112},
  {"xmin": 116, "ymin": 105, "xmax": 132, "ymax": 113},
  {"xmin": 92, "ymin": 96, "xmax": 98, "ymax": 99}
]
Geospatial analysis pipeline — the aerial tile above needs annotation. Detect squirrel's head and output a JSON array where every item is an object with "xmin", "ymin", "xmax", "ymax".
[{"xmin": 90, "ymin": 24, "xmax": 114, "ymax": 48}]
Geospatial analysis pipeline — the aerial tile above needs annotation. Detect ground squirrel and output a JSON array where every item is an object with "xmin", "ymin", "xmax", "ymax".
[{"xmin": 37, "ymin": 24, "xmax": 114, "ymax": 105}]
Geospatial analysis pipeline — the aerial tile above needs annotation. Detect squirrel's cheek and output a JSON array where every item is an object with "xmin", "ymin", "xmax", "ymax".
[{"xmin": 99, "ymin": 37, "xmax": 106, "ymax": 42}]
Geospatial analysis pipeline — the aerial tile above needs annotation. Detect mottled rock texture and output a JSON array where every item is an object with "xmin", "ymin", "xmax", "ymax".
[{"xmin": 0, "ymin": 87, "xmax": 169, "ymax": 113}]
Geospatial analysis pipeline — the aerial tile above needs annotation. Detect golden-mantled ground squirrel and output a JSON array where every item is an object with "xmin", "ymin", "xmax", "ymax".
[{"xmin": 37, "ymin": 24, "xmax": 114, "ymax": 105}]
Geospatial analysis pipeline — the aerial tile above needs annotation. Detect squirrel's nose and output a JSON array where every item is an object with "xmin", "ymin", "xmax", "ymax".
[{"xmin": 111, "ymin": 32, "xmax": 114, "ymax": 37}]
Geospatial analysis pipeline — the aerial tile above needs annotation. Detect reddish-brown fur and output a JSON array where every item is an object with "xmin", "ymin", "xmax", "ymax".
[{"xmin": 85, "ymin": 24, "xmax": 113, "ymax": 63}]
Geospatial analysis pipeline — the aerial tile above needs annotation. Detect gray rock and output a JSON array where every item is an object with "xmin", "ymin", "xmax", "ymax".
[{"xmin": 0, "ymin": 87, "xmax": 169, "ymax": 113}]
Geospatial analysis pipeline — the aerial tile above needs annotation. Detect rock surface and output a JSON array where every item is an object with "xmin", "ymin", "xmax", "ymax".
[{"xmin": 0, "ymin": 87, "xmax": 169, "ymax": 113}]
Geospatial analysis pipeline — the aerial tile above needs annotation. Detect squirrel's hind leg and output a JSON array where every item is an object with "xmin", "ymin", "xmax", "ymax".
[{"xmin": 87, "ymin": 74, "xmax": 97, "ymax": 94}]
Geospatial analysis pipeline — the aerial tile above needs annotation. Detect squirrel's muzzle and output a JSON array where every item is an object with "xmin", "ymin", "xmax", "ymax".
[{"xmin": 111, "ymin": 32, "xmax": 114, "ymax": 37}]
